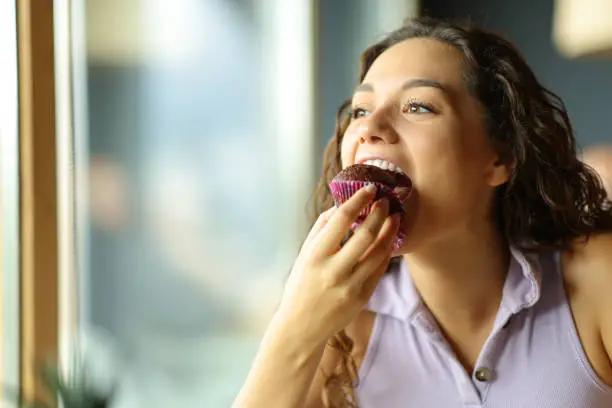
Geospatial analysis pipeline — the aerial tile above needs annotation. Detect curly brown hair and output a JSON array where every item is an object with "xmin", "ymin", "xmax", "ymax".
[{"xmin": 314, "ymin": 16, "xmax": 612, "ymax": 408}]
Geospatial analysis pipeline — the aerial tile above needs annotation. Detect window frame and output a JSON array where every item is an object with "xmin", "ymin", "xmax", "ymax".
[{"xmin": 16, "ymin": 0, "xmax": 60, "ymax": 402}]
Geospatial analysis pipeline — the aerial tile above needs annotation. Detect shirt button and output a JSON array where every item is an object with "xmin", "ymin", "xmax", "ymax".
[{"xmin": 475, "ymin": 367, "xmax": 493, "ymax": 382}]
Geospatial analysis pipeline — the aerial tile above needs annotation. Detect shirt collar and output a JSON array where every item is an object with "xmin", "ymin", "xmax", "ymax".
[{"xmin": 366, "ymin": 246, "xmax": 543, "ymax": 320}]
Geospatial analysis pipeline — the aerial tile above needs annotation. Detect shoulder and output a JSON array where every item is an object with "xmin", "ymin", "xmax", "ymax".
[
  {"xmin": 562, "ymin": 232, "xmax": 612, "ymax": 312},
  {"xmin": 562, "ymin": 232, "xmax": 612, "ymax": 381},
  {"xmin": 563, "ymin": 232, "xmax": 612, "ymax": 288}
]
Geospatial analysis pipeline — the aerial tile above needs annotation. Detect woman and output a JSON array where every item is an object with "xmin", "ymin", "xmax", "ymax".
[{"xmin": 233, "ymin": 17, "xmax": 612, "ymax": 407}]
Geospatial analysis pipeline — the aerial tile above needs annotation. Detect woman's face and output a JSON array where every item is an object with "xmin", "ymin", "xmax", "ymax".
[{"xmin": 341, "ymin": 38, "xmax": 511, "ymax": 253}]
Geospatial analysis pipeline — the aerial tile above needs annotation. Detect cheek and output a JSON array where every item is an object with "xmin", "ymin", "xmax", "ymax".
[
  {"xmin": 340, "ymin": 149, "xmax": 350, "ymax": 169},
  {"xmin": 411, "ymin": 132, "xmax": 460, "ymax": 170},
  {"xmin": 411, "ymin": 137, "xmax": 493, "ymax": 220},
  {"xmin": 340, "ymin": 127, "xmax": 359, "ymax": 168},
  {"xmin": 410, "ymin": 130, "xmax": 484, "ymax": 194}
]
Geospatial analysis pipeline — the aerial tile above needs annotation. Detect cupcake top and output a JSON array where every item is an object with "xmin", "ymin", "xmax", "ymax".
[{"xmin": 332, "ymin": 164, "xmax": 412, "ymax": 189}]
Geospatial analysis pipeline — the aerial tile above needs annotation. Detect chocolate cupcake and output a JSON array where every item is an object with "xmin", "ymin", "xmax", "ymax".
[{"xmin": 329, "ymin": 163, "xmax": 412, "ymax": 250}]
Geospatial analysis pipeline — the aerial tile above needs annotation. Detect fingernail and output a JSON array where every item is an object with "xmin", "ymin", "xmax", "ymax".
[{"xmin": 364, "ymin": 183, "xmax": 376, "ymax": 193}]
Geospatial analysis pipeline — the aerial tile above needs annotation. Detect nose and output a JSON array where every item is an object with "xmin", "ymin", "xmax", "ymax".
[{"xmin": 356, "ymin": 111, "xmax": 398, "ymax": 145}]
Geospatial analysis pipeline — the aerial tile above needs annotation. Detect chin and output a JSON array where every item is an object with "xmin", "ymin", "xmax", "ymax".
[{"xmin": 391, "ymin": 239, "xmax": 415, "ymax": 257}]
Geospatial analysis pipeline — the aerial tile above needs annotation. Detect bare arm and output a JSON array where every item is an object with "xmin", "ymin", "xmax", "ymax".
[
  {"xmin": 234, "ymin": 310, "xmax": 375, "ymax": 408},
  {"xmin": 232, "ymin": 187, "xmax": 397, "ymax": 408},
  {"xmin": 232, "ymin": 314, "xmax": 327, "ymax": 408}
]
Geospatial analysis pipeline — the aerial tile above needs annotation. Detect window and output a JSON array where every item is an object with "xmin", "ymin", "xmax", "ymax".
[
  {"xmin": 61, "ymin": 0, "xmax": 316, "ymax": 406},
  {"xmin": 55, "ymin": 1, "xmax": 419, "ymax": 406},
  {"xmin": 0, "ymin": 0, "xmax": 20, "ymax": 405}
]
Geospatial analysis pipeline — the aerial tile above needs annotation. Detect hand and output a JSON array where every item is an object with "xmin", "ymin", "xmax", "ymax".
[{"xmin": 276, "ymin": 185, "xmax": 400, "ymax": 347}]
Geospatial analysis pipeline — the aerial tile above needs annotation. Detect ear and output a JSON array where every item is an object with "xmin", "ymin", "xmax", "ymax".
[{"xmin": 485, "ymin": 155, "xmax": 514, "ymax": 187}]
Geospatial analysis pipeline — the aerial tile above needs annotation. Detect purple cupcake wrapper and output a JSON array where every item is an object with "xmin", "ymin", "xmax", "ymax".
[
  {"xmin": 329, "ymin": 180, "xmax": 396, "ymax": 219},
  {"xmin": 328, "ymin": 178, "xmax": 406, "ymax": 251}
]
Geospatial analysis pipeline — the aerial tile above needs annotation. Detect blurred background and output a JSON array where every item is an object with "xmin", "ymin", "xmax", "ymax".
[
  {"xmin": 2, "ymin": 0, "xmax": 612, "ymax": 407},
  {"xmin": 67, "ymin": 1, "xmax": 407, "ymax": 406},
  {"xmin": 59, "ymin": 1, "xmax": 417, "ymax": 406}
]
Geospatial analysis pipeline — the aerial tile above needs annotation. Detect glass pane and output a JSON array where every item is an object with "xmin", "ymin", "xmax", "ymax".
[
  {"xmin": 67, "ymin": 0, "xmax": 412, "ymax": 406},
  {"xmin": 70, "ymin": 0, "xmax": 308, "ymax": 406},
  {"xmin": 0, "ymin": 0, "xmax": 21, "ymax": 405}
]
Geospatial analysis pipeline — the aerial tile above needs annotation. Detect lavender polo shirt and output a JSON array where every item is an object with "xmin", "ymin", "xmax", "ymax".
[{"xmin": 356, "ymin": 248, "xmax": 612, "ymax": 407}]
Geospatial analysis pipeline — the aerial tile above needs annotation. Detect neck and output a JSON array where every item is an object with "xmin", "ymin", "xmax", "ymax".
[{"xmin": 403, "ymin": 224, "xmax": 510, "ymax": 330}]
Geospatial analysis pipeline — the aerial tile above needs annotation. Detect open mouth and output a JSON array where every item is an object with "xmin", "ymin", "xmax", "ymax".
[
  {"xmin": 361, "ymin": 159, "xmax": 412, "ymax": 188},
  {"xmin": 360, "ymin": 158, "xmax": 405, "ymax": 174},
  {"xmin": 331, "ymin": 163, "xmax": 413, "ymax": 211},
  {"xmin": 357, "ymin": 159, "xmax": 412, "ymax": 188}
]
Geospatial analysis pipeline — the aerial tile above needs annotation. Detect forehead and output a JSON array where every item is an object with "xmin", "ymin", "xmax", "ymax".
[{"xmin": 362, "ymin": 37, "xmax": 466, "ymax": 91}]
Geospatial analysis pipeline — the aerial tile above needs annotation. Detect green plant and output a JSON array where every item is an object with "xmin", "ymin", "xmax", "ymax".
[{"xmin": 5, "ymin": 360, "xmax": 112, "ymax": 408}]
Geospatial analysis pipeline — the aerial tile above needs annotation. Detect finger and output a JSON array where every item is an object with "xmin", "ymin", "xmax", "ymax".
[
  {"xmin": 332, "ymin": 199, "xmax": 389, "ymax": 272},
  {"xmin": 303, "ymin": 207, "xmax": 337, "ymax": 249},
  {"xmin": 360, "ymin": 252, "xmax": 392, "ymax": 300},
  {"xmin": 311, "ymin": 185, "xmax": 377, "ymax": 257},
  {"xmin": 349, "ymin": 215, "xmax": 399, "ymax": 289},
  {"xmin": 358, "ymin": 213, "xmax": 401, "ymax": 262}
]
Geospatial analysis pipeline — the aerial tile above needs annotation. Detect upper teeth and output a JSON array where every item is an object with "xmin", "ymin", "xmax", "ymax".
[{"xmin": 363, "ymin": 159, "xmax": 405, "ymax": 174}]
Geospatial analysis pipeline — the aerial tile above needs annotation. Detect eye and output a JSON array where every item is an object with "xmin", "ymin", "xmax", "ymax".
[
  {"xmin": 401, "ymin": 101, "xmax": 435, "ymax": 115},
  {"xmin": 349, "ymin": 107, "xmax": 370, "ymax": 120}
]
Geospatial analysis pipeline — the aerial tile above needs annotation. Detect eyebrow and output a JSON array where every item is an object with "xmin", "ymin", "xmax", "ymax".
[{"xmin": 354, "ymin": 78, "xmax": 446, "ymax": 94}]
